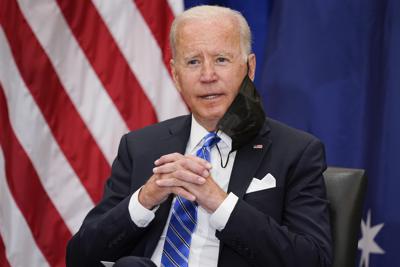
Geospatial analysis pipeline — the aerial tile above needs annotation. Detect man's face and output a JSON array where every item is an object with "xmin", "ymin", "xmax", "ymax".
[{"xmin": 171, "ymin": 17, "xmax": 256, "ymax": 131}]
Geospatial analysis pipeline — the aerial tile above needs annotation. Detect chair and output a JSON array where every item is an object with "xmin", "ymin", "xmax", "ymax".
[{"xmin": 323, "ymin": 167, "xmax": 367, "ymax": 267}]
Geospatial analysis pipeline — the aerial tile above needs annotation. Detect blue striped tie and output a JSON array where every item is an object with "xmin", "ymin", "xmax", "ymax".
[{"xmin": 160, "ymin": 132, "xmax": 220, "ymax": 267}]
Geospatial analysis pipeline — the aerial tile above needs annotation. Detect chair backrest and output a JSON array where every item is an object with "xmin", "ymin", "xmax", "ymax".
[{"xmin": 323, "ymin": 167, "xmax": 367, "ymax": 267}]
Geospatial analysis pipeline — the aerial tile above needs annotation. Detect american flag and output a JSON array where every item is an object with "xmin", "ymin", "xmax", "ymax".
[{"xmin": 0, "ymin": 1, "xmax": 188, "ymax": 266}]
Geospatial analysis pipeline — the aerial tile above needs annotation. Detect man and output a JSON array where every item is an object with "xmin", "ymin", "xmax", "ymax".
[{"xmin": 67, "ymin": 5, "xmax": 332, "ymax": 267}]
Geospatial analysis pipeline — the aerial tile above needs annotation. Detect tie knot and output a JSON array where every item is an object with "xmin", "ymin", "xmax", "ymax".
[
  {"xmin": 196, "ymin": 132, "xmax": 220, "ymax": 162},
  {"xmin": 202, "ymin": 132, "xmax": 221, "ymax": 149}
]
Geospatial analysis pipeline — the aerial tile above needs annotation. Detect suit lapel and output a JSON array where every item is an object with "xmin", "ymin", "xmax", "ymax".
[
  {"xmin": 151, "ymin": 115, "xmax": 192, "ymax": 157},
  {"xmin": 227, "ymin": 122, "xmax": 271, "ymax": 199}
]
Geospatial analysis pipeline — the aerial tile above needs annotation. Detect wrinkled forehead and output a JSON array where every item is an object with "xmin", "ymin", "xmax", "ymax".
[{"xmin": 175, "ymin": 16, "xmax": 241, "ymax": 52}]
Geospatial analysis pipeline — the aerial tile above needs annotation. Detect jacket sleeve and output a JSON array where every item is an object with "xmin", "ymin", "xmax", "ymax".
[
  {"xmin": 216, "ymin": 139, "xmax": 333, "ymax": 267},
  {"xmin": 66, "ymin": 134, "xmax": 150, "ymax": 267}
]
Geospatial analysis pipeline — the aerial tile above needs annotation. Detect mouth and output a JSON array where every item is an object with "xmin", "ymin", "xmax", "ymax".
[{"xmin": 199, "ymin": 93, "xmax": 223, "ymax": 100}]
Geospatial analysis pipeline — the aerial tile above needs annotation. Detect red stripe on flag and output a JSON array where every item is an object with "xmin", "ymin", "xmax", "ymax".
[
  {"xmin": 0, "ymin": 85, "xmax": 71, "ymax": 267},
  {"xmin": 0, "ymin": 0, "xmax": 110, "ymax": 203},
  {"xmin": 134, "ymin": 0, "xmax": 175, "ymax": 76},
  {"xmin": 56, "ymin": 0, "xmax": 158, "ymax": 130},
  {"xmin": 0, "ymin": 235, "xmax": 11, "ymax": 267}
]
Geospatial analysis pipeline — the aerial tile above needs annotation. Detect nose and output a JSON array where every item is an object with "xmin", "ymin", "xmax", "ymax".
[{"xmin": 200, "ymin": 60, "xmax": 217, "ymax": 82}]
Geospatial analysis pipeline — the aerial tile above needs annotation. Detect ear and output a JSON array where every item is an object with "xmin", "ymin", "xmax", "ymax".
[
  {"xmin": 170, "ymin": 59, "xmax": 181, "ymax": 92},
  {"xmin": 247, "ymin": 53, "xmax": 256, "ymax": 81}
]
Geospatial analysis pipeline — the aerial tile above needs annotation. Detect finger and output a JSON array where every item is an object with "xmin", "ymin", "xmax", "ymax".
[
  {"xmin": 154, "ymin": 153, "xmax": 183, "ymax": 166},
  {"xmin": 156, "ymin": 177, "xmax": 194, "ymax": 188},
  {"xmin": 155, "ymin": 156, "xmax": 210, "ymax": 177},
  {"xmin": 180, "ymin": 158, "xmax": 210, "ymax": 177},
  {"xmin": 153, "ymin": 162, "xmax": 176, "ymax": 174},
  {"xmin": 186, "ymin": 155, "xmax": 212, "ymax": 169},
  {"xmin": 153, "ymin": 161, "xmax": 208, "ymax": 178},
  {"xmin": 156, "ymin": 178, "xmax": 181, "ymax": 187},
  {"xmin": 171, "ymin": 187, "xmax": 196, "ymax": 201},
  {"xmin": 174, "ymin": 169, "xmax": 207, "ymax": 184},
  {"xmin": 157, "ymin": 170, "xmax": 206, "ymax": 185}
]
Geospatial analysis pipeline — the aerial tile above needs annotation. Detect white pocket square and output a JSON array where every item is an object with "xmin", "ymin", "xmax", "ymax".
[
  {"xmin": 101, "ymin": 261, "xmax": 114, "ymax": 267},
  {"xmin": 246, "ymin": 173, "xmax": 276, "ymax": 194}
]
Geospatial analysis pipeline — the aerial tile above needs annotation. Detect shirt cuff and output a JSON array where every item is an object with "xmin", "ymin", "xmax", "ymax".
[
  {"xmin": 128, "ymin": 188, "xmax": 158, "ymax": 227},
  {"xmin": 209, "ymin": 192, "xmax": 239, "ymax": 231}
]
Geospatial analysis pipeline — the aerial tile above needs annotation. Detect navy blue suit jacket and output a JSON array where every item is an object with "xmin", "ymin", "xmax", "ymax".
[{"xmin": 66, "ymin": 115, "xmax": 332, "ymax": 267}]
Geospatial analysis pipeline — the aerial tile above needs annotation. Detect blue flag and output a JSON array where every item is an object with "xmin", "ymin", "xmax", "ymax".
[
  {"xmin": 185, "ymin": 1, "xmax": 400, "ymax": 266},
  {"xmin": 260, "ymin": 1, "xmax": 400, "ymax": 266}
]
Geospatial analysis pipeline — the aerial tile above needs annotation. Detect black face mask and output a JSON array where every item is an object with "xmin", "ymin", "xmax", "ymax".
[{"xmin": 217, "ymin": 75, "xmax": 265, "ymax": 151}]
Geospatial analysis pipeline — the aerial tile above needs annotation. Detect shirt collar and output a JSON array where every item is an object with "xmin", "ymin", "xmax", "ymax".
[{"xmin": 187, "ymin": 115, "xmax": 232, "ymax": 154}]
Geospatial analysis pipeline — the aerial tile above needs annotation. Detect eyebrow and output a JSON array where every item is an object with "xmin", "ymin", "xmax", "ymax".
[
  {"xmin": 183, "ymin": 54, "xmax": 200, "ymax": 61},
  {"xmin": 215, "ymin": 52, "xmax": 235, "ymax": 58},
  {"xmin": 182, "ymin": 52, "xmax": 235, "ymax": 61}
]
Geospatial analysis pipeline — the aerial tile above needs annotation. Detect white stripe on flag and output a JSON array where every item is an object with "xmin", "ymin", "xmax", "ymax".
[
  {"xmin": 16, "ymin": 0, "xmax": 129, "ymax": 164},
  {"xmin": 0, "ymin": 147, "xmax": 50, "ymax": 267},
  {"xmin": 92, "ymin": 0, "xmax": 189, "ymax": 121},
  {"xmin": 0, "ymin": 29, "xmax": 94, "ymax": 234},
  {"xmin": 167, "ymin": 0, "xmax": 184, "ymax": 16}
]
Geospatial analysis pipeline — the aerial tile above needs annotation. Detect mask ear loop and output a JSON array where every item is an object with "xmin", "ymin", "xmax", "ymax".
[
  {"xmin": 216, "ymin": 144, "xmax": 234, "ymax": 169},
  {"xmin": 215, "ymin": 130, "xmax": 234, "ymax": 168}
]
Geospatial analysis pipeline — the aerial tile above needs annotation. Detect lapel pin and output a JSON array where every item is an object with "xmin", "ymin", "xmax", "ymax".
[{"xmin": 253, "ymin": 144, "xmax": 263, "ymax": 149}]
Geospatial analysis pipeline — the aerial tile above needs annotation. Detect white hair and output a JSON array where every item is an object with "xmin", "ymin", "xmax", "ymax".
[{"xmin": 169, "ymin": 5, "xmax": 252, "ymax": 61}]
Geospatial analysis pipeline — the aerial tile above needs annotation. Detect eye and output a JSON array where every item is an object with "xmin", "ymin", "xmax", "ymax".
[
  {"xmin": 187, "ymin": 59, "xmax": 200, "ymax": 66},
  {"xmin": 216, "ymin": 57, "xmax": 229, "ymax": 64}
]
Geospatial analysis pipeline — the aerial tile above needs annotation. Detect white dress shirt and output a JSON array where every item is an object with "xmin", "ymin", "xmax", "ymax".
[{"xmin": 128, "ymin": 116, "xmax": 239, "ymax": 267}]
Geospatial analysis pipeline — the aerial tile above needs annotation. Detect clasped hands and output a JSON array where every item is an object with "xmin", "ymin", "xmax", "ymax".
[{"xmin": 138, "ymin": 153, "xmax": 227, "ymax": 213}]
